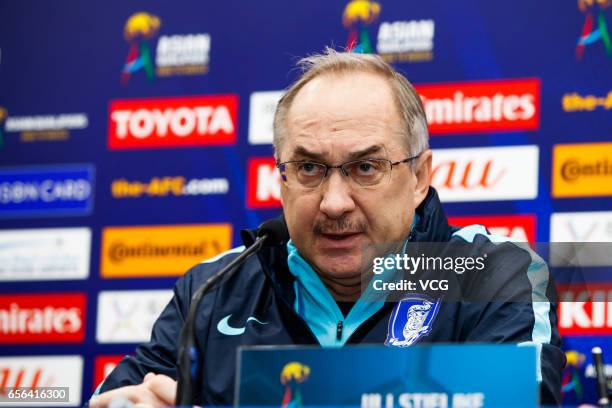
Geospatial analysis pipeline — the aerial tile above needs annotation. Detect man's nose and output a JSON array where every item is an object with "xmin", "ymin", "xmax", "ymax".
[{"xmin": 319, "ymin": 170, "xmax": 356, "ymax": 219}]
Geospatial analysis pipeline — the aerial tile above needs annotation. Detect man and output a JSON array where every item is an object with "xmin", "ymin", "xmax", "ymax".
[{"xmin": 90, "ymin": 49, "xmax": 565, "ymax": 407}]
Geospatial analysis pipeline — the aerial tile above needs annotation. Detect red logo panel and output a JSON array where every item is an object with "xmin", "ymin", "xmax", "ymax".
[
  {"xmin": 448, "ymin": 214, "xmax": 536, "ymax": 242},
  {"xmin": 246, "ymin": 157, "xmax": 281, "ymax": 209},
  {"xmin": 108, "ymin": 95, "xmax": 238, "ymax": 149},
  {"xmin": 558, "ymin": 284, "xmax": 612, "ymax": 336},
  {"xmin": 416, "ymin": 78, "xmax": 540, "ymax": 134},
  {"xmin": 0, "ymin": 293, "xmax": 86, "ymax": 343},
  {"xmin": 93, "ymin": 355, "xmax": 125, "ymax": 389}
]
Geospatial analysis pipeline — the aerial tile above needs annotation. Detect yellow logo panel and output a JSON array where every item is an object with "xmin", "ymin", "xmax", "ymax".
[
  {"xmin": 552, "ymin": 142, "xmax": 612, "ymax": 198},
  {"xmin": 101, "ymin": 224, "xmax": 232, "ymax": 278}
]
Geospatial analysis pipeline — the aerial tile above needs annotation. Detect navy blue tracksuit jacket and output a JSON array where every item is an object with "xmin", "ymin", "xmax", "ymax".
[{"xmin": 100, "ymin": 188, "xmax": 565, "ymax": 405}]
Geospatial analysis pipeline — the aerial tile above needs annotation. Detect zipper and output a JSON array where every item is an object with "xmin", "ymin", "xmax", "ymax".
[{"xmin": 336, "ymin": 321, "xmax": 343, "ymax": 341}]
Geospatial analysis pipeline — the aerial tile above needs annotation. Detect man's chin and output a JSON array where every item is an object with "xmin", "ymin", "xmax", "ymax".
[{"xmin": 313, "ymin": 255, "xmax": 365, "ymax": 280}]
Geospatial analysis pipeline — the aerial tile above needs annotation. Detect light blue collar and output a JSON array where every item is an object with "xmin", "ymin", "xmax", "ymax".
[
  {"xmin": 287, "ymin": 240, "xmax": 387, "ymax": 347},
  {"xmin": 286, "ymin": 214, "xmax": 418, "ymax": 347}
]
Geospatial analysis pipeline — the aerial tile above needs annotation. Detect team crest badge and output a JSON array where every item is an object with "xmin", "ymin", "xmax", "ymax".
[{"xmin": 385, "ymin": 295, "xmax": 440, "ymax": 347}]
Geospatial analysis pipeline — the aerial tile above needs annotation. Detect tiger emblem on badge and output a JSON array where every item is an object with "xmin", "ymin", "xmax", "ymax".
[{"xmin": 385, "ymin": 295, "xmax": 440, "ymax": 347}]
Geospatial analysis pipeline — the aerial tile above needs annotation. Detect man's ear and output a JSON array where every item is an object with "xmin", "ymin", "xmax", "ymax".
[{"xmin": 412, "ymin": 149, "xmax": 432, "ymax": 209}]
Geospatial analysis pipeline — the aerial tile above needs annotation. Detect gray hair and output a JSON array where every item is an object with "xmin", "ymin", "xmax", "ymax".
[{"xmin": 272, "ymin": 48, "xmax": 429, "ymax": 163}]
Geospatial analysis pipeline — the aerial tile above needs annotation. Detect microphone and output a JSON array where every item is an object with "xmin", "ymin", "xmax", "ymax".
[
  {"xmin": 592, "ymin": 346, "xmax": 610, "ymax": 407},
  {"xmin": 175, "ymin": 215, "xmax": 288, "ymax": 406}
]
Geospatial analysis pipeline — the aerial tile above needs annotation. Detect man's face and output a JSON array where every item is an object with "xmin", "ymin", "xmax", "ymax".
[{"xmin": 278, "ymin": 71, "xmax": 431, "ymax": 282}]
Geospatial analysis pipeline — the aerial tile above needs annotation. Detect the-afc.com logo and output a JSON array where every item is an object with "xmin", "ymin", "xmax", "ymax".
[
  {"xmin": 562, "ymin": 90, "xmax": 612, "ymax": 112},
  {"xmin": 108, "ymin": 95, "xmax": 238, "ymax": 150},
  {"xmin": 111, "ymin": 176, "xmax": 229, "ymax": 198}
]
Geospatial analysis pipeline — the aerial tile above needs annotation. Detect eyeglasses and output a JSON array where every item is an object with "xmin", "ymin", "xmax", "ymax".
[{"xmin": 276, "ymin": 155, "xmax": 421, "ymax": 189}]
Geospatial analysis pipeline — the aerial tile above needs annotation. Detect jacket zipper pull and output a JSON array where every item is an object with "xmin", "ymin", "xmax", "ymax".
[{"xmin": 336, "ymin": 321, "xmax": 343, "ymax": 341}]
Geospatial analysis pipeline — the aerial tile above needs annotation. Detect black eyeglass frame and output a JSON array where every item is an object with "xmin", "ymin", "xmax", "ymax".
[{"xmin": 276, "ymin": 153, "xmax": 422, "ymax": 188}]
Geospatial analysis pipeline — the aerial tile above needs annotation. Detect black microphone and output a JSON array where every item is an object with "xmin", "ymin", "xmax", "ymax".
[
  {"xmin": 593, "ymin": 346, "xmax": 610, "ymax": 407},
  {"xmin": 175, "ymin": 215, "xmax": 288, "ymax": 407}
]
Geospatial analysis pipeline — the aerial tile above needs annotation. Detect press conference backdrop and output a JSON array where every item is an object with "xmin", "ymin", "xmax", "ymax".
[{"xmin": 0, "ymin": 0, "xmax": 610, "ymax": 406}]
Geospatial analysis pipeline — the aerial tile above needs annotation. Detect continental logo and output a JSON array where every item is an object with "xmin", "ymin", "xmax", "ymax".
[
  {"xmin": 562, "ymin": 90, "xmax": 612, "ymax": 112},
  {"xmin": 111, "ymin": 176, "xmax": 229, "ymax": 198},
  {"xmin": 108, "ymin": 95, "xmax": 238, "ymax": 150},
  {"xmin": 552, "ymin": 142, "xmax": 612, "ymax": 197},
  {"xmin": 100, "ymin": 224, "xmax": 231, "ymax": 277},
  {"xmin": 415, "ymin": 78, "xmax": 540, "ymax": 135}
]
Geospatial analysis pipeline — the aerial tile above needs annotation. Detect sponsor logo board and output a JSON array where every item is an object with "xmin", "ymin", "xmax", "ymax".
[
  {"xmin": 377, "ymin": 19, "xmax": 435, "ymax": 63},
  {"xmin": 552, "ymin": 142, "xmax": 612, "ymax": 198},
  {"xmin": 0, "ymin": 228, "xmax": 91, "ymax": 281},
  {"xmin": 550, "ymin": 211, "xmax": 612, "ymax": 267},
  {"xmin": 111, "ymin": 176, "xmax": 228, "ymax": 198},
  {"xmin": 93, "ymin": 355, "xmax": 125, "ymax": 389},
  {"xmin": 121, "ymin": 12, "xmax": 211, "ymax": 84},
  {"xmin": 431, "ymin": 145, "xmax": 539, "ymax": 202},
  {"xmin": 248, "ymin": 91, "xmax": 283, "ymax": 145},
  {"xmin": 246, "ymin": 158, "xmax": 281, "ymax": 208},
  {"xmin": 100, "ymin": 224, "xmax": 232, "ymax": 277},
  {"xmin": 563, "ymin": 90, "xmax": 612, "ymax": 112},
  {"xmin": 576, "ymin": 0, "xmax": 611, "ymax": 60},
  {"xmin": 0, "ymin": 164, "xmax": 95, "ymax": 218},
  {"xmin": 551, "ymin": 211, "xmax": 612, "ymax": 242},
  {"xmin": 341, "ymin": 1, "xmax": 435, "ymax": 63},
  {"xmin": 245, "ymin": 147, "xmax": 539, "ymax": 207},
  {"xmin": 0, "ymin": 355, "xmax": 83, "ymax": 406},
  {"xmin": 559, "ymin": 284, "xmax": 612, "ymax": 336},
  {"xmin": 108, "ymin": 95, "xmax": 238, "ymax": 150},
  {"xmin": 448, "ymin": 214, "xmax": 536, "ymax": 242},
  {"xmin": 0, "ymin": 293, "xmax": 86, "ymax": 344},
  {"xmin": 415, "ymin": 79, "xmax": 540, "ymax": 135},
  {"xmin": 96, "ymin": 290, "xmax": 173, "ymax": 343},
  {"xmin": 2, "ymin": 112, "xmax": 88, "ymax": 143}
]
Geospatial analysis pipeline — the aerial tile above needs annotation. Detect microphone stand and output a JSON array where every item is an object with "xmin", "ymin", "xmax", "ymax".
[{"xmin": 175, "ymin": 235, "xmax": 268, "ymax": 406}]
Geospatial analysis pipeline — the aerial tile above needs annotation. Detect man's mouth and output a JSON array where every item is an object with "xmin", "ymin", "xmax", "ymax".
[{"xmin": 318, "ymin": 232, "xmax": 363, "ymax": 248}]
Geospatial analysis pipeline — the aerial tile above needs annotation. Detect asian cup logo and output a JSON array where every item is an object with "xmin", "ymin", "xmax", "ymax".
[
  {"xmin": 342, "ymin": 0, "xmax": 381, "ymax": 53},
  {"xmin": 386, "ymin": 295, "xmax": 440, "ymax": 347},
  {"xmin": 577, "ymin": 0, "xmax": 612, "ymax": 60},
  {"xmin": 280, "ymin": 361, "xmax": 310, "ymax": 408},
  {"xmin": 121, "ymin": 12, "xmax": 161, "ymax": 84},
  {"xmin": 562, "ymin": 350, "xmax": 586, "ymax": 401}
]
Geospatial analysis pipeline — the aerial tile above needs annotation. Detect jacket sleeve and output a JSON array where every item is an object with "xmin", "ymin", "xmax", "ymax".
[{"xmin": 458, "ymin": 240, "xmax": 566, "ymax": 406}]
